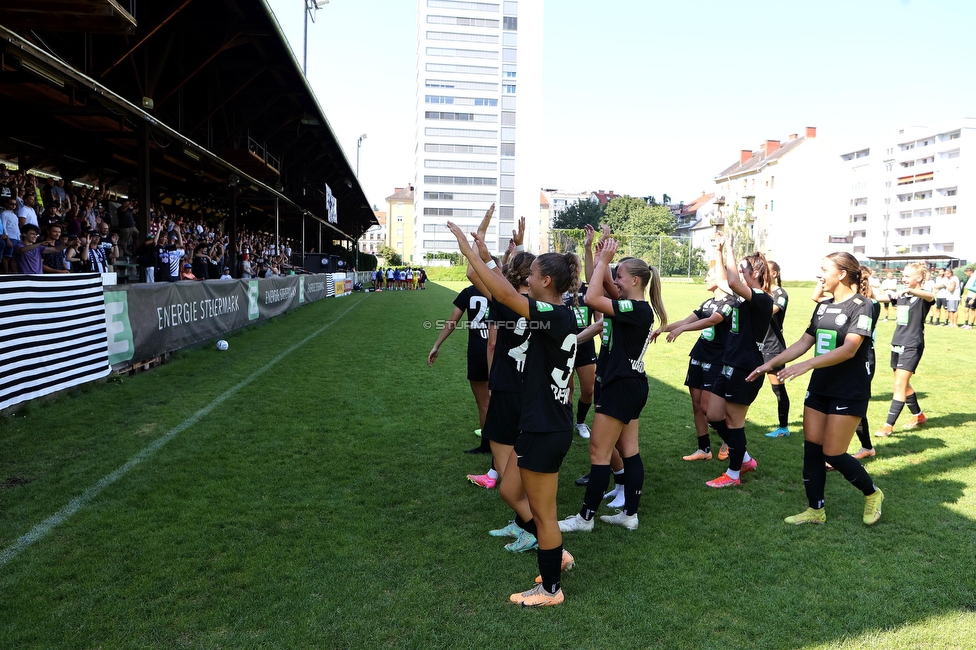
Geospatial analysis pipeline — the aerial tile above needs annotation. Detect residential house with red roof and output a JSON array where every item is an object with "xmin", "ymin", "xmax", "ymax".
[{"xmin": 712, "ymin": 127, "xmax": 849, "ymax": 281}]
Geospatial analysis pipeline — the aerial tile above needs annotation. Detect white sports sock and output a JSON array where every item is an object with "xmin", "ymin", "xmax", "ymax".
[
  {"xmin": 487, "ymin": 468, "xmax": 499, "ymax": 480},
  {"xmin": 743, "ymin": 452, "xmax": 752, "ymax": 463},
  {"xmin": 726, "ymin": 469, "xmax": 741, "ymax": 480}
]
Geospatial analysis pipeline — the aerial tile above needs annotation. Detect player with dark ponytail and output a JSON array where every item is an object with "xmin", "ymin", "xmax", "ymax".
[
  {"xmin": 749, "ymin": 252, "xmax": 884, "ymax": 525},
  {"xmin": 763, "ymin": 261, "xmax": 792, "ymax": 438},
  {"xmin": 448, "ymin": 221, "xmax": 579, "ymax": 607},
  {"xmin": 703, "ymin": 233, "xmax": 774, "ymax": 488}
]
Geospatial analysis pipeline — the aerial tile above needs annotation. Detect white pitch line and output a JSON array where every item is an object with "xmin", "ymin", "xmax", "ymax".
[{"xmin": 0, "ymin": 297, "xmax": 362, "ymax": 569}]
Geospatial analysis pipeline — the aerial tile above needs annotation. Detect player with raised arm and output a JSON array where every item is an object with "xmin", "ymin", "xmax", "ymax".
[
  {"xmin": 703, "ymin": 232, "xmax": 774, "ymax": 489},
  {"xmin": 447, "ymin": 219, "xmax": 579, "ymax": 607},
  {"xmin": 652, "ymin": 260, "xmax": 734, "ymax": 461},
  {"xmin": 567, "ymin": 223, "xmax": 603, "ymax": 441},
  {"xmin": 558, "ymin": 237, "xmax": 666, "ymax": 532},
  {"xmin": 465, "ymin": 210, "xmax": 530, "ymax": 494}
]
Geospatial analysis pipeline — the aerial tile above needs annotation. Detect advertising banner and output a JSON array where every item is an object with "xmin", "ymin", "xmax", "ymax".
[{"xmin": 103, "ymin": 274, "xmax": 332, "ymax": 367}]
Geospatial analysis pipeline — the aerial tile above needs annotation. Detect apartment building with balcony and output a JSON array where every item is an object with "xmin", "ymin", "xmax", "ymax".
[
  {"xmin": 712, "ymin": 127, "xmax": 850, "ymax": 281},
  {"xmin": 841, "ymin": 118, "xmax": 975, "ymax": 267},
  {"xmin": 413, "ymin": 0, "xmax": 544, "ymax": 260}
]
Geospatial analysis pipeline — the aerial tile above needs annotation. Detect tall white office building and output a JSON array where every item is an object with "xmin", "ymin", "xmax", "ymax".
[{"xmin": 414, "ymin": 0, "xmax": 544, "ymax": 261}]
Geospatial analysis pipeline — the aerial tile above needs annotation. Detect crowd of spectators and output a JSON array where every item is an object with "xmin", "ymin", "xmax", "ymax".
[{"xmin": 0, "ymin": 165, "xmax": 304, "ymax": 282}]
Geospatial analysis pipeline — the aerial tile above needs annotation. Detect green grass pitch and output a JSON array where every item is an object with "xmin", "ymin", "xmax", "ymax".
[{"xmin": 1, "ymin": 281, "xmax": 975, "ymax": 649}]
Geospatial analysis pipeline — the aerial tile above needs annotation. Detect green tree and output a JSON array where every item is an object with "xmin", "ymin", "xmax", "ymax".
[
  {"xmin": 604, "ymin": 197, "xmax": 677, "ymax": 237},
  {"xmin": 552, "ymin": 199, "xmax": 604, "ymax": 229},
  {"xmin": 550, "ymin": 228, "xmax": 586, "ymax": 254},
  {"xmin": 376, "ymin": 245, "xmax": 402, "ymax": 267}
]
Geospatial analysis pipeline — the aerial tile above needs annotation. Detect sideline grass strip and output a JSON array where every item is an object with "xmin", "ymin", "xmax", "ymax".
[{"xmin": 0, "ymin": 296, "xmax": 362, "ymax": 568}]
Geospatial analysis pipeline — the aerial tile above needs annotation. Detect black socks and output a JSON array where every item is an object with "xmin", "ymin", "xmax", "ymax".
[
  {"xmin": 622, "ymin": 454, "xmax": 644, "ymax": 516},
  {"xmin": 580, "ymin": 464, "xmax": 611, "ymax": 520},
  {"xmin": 855, "ymin": 418, "xmax": 872, "ymax": 450},
  {"xmin": 707, "ymin": 419, "xmax": 729, "ymax": 443},
  {"xmin": 771, "ymin": 383, "xmax": 790, "ymax": 428},
  {"xmin": 538, "ymin": 546, "xmax": 563, "ymax": 594},
  {"xmin": 886, "ymin": 400, "xmax": 905, "ymax": 427},
  {"xmin": 576, "ymin": 399, "xmax": 592, "ymax": 425},
  {"xmin": 515, "ymin": 515, "xmax": 537, "ymax": 536},
  {"xmin": 727, "ymin": 427, "xmax": 746, "ymax": 471},
  {"xmin": 824, "ymin": 453, "xmax": 876, "ymax": 496},
  {"xmin": 905, "ymin": 392, "xmax": 921, "ymax": 416},
  {"xmin": 803, "ymin": 441, "xmax": 826, "ymax": 509}
]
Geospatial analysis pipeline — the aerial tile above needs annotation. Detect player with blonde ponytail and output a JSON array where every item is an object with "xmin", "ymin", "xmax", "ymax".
[{"xmin": 558, "ymin": 236, "xmax": 667, "ymax": 532}]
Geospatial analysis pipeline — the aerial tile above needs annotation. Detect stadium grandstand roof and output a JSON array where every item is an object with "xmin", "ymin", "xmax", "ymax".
[{"xmin": 0, "ymin": 0, "xmax": 376, "ymax": 243}]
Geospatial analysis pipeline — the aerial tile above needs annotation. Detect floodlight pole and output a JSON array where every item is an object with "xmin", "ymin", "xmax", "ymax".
[
  {"xmin": 303, "ymin": 0, "xmax": 329, "ymax": 76},
  {"xmin": 356, "ymin": 133, "xmax": 367, "ymax": 178}
]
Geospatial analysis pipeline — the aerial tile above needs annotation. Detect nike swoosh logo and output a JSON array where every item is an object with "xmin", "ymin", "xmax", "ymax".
[{"xmin": 835, "ymin": 406, "xmax": 848, "ymax": 411}]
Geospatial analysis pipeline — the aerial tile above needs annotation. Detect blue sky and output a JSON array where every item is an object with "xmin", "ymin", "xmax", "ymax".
[{"xmin": 267, "ymin": 0, "xmax": 976, "ymax": 209}]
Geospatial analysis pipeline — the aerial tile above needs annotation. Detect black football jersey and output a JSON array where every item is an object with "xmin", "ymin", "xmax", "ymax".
[
  {"xmin": 689, "ymin": 295, "xmax": 735, "ymax": 364},
  {"xmin": 600, "ymin": 299, "xmax": 654, "ymax": 386},
  {"xmin": 805, "ymin": 295, "xmax": 875, "ymax": 400},
  {"xmin": 564, "ymin": 282, "xmax": 592, "ymax": 334},
  {"xmin": 518, "ymin": 299, "xmax": 577, "ymax": 433},
  {"xmin": 723, "ymin": 289, "xmax": 774, "ymax": 369},
  {"xmin": 453, "ymin": 284, "xmax": 489, "ymax": 356},
  {"xmin": 763, "ymin": 285, "xmax": 789, "ymax": 355},
  {"xmin": 891, "ymin": 293, "xmax": 934, "ymax": 348},
  {"xmin": 487, "ymin": 297, "xmax": 530, "ymax": 392}
]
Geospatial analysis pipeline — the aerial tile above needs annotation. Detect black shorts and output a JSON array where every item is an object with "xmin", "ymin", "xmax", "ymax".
[
  {"xmin": 700, "ymin": 361, "xmax": 723, "ymax": 394},
  {"xmin": 712, "ymin": 364, "xmax": 764, "ymax": 406},
  {"xmin": 935, "ymin": 297, "xmax": 947, "ymax": 310},
  {"xmin": 595, "ymin": 376, "xmax": 648, "ymax": 423},
  {"xmin": 467, "ymin": 353, "xmax": 489, "ymax": 382},
  {"xmin": 483, "ymin": 390, "xmax": 521, "ymax": 446},
  {"xmin": 804, "ymin": 391, "xmax": 869, "ymax": 420},
  {"xmin": 574, "ymin": 339, "xmax": 597, "ymax": 368},
  {"xmin": 515, "ymin": 428, "xmax": 572, "ymax": 474},
  {"xmin": 762, "ymin": 349, "xmax": 785, "ymax": 372},
  {"xmin": 966, "ymin": 295, "xmax": 976, "ymax": 310},
  {"xmin": 684, "ymin": 359, "xmax": 704, "ymax": 390},
  {"xmin": 891, "ymin": 345, "xmax": 923, "ymax": 373}
]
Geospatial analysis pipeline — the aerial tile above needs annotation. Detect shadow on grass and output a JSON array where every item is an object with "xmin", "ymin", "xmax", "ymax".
[
  {"xmin": 3, "ymin": 285, "xmax": 975, "ymax": 649},
  {"xmin": 350, "ymin": 360, "xmax": 976, "ymax": 648}
]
